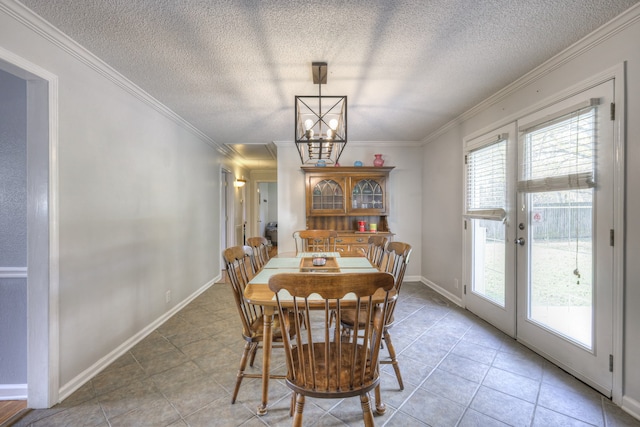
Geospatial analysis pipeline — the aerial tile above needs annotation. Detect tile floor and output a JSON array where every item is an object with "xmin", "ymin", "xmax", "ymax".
[{"xmin": 11, "ymin": 282, "xmax": 640, "ymax": 427}]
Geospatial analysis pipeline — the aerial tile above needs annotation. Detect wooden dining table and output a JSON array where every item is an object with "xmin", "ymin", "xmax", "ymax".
[{"xmin": 243, "ymin": 251, "xmax": 389, "ymax": 415}]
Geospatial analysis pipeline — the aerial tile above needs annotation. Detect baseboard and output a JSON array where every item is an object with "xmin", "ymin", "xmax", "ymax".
[
  {"xmin": 0, "ymin": 384, "xmax": 27, "ymax": 400},
  {"xmin": 418, "ymin": 276, "xmax": 463, "ymax": 307},
  {"xmin": 58, "ymin": 277, "xmax": 218, "ymax": 402},
  {"xmin": 622, "ymin": 395, "xmax": 640, "ymax": 421}
]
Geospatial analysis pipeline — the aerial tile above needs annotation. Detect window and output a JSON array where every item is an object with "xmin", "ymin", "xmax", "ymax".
[
  {"xmin": 518, "ymin": 100, "xmax": 597, "ymax": 193},
  {"xmin": 464, "ymin": 133, "xmax": 508, "ymax": 306},
  {"xmin": 465, "ymin": 135, "xmax": 507, "ymax": 220}
]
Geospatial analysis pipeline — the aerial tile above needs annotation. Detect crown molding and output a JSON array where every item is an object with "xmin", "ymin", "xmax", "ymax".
[
  {"xmin": 422, "ymin": 2, "xmax": 640, "ymax": 145},
  {"xmin": 348, "ymin": 140, "xmax": 423, "ymax": 147}
]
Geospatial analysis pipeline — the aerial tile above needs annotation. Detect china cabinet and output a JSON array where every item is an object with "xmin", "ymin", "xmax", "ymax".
[{"xmin": 302, "ymin": 166, "xmax": 394, "ymax": 252}]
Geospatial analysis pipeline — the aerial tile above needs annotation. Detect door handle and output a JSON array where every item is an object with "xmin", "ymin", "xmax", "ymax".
[{"xmin": 514, "ymin": 238, "xmax": 525, "ymax": 246}]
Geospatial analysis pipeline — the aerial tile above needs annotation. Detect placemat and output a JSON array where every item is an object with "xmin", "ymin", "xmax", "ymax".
[
  {"xmin": 248, "ymin": 268, "xmax": 300, "ymax": 284},
  {"xmin": 262, "ymin": 258, "xmax": 300, "ymax": 269},
  {"xmin": 336, "ymin": 258, "xmax": 376, "ymax": 268}
]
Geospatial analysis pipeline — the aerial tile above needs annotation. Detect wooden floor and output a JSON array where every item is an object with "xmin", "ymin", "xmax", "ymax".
[
  {"xmin": 268, "ymin": 244, "xmax": 278, "ymax": 258},
  {"xmin": 0, "ymin": 400, "xmax": 28, "ymax": 426}
]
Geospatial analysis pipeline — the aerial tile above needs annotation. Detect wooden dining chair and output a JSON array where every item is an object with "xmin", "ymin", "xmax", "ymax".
[
  {"xmin": 366, "ymin": 235, "xmax": 388, "ymax": 267},
  {"xmin": 268, "ymin": 272, "xmax": 395, "ymax": 427},
  {"xmin": 377, "ymin": 242, "xmax": 412, "ymax": 389},
  {"xmin": 246, "ymin": 236, "xmax": 271, "ymax": 271},
  {"xmin": 340, "ymin": 242, "xmax": 412, "ymax": 393},
  {"xmin": 223, "ymin": 245, "xmax": 288, "ymax": 404},
  {"xmin": 293, "ymin": 229, "xmax": 338, "ymax": 253}
]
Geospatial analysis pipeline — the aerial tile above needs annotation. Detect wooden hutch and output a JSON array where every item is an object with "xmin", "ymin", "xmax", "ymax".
[{"xmin": 302, "ymin": 165, "xmax": 394, "ymax": 253}]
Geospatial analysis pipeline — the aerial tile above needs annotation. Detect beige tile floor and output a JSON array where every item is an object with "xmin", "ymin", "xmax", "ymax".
[{"xmin": 11, "ymin": 282, "xmax": 640, "ymax": 427}]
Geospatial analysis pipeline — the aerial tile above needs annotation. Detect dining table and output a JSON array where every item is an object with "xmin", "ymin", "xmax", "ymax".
[{"xmin": 243, "ymin": 251, "xmax": 388, "ymax": 416}]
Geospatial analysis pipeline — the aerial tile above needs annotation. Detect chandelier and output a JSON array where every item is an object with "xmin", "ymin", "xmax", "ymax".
[{"xmin": 295, "ymin": 62, "xmax": 347, "ymax": 165}]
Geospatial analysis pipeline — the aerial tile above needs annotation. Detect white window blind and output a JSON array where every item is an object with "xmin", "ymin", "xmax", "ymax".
[
  {"xmin": 465, "ymin": 136, "xmax": 507, "ymax": 221},
  {"xmin": 518, "ymin": 102, "xmax": 596, "ymax": 193}
]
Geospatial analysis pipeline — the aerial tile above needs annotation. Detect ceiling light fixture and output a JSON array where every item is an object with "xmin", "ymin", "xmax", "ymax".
[
  {"xmin": 295, "ymin": 62, "xmax": 347, "ymax": 165},
  {"xmin": 234, "ymin": 178, "xmax": 246, "ymax": 187}
]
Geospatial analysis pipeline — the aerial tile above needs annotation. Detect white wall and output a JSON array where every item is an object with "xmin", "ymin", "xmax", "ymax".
[
  {"xmin": 276, "ymin": 145, "xmax": 306, "ymax": 253},
  {"xmin": 0, "ymin": 2, "xmax": 228, "ymax": 402},
  {"xmin": 277, "ymin": 142, "xmax": 423, "ymax": 278},
  {"xmin": 422, "ymin": 128, "xmax": 464, "ymax": 296},
  {"xmin": 420, "ymin": 6, "xmax": 640, "ymax": 417}
]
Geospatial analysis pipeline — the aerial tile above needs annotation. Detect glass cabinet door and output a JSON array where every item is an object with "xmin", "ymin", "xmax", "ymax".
[
  {"xmin": 308, "ymin": 178, "xmax": 347, "ymax": 214},
  {"xmin": 350, "ymin": 178, "xmax": 386, "ymax": 213}
]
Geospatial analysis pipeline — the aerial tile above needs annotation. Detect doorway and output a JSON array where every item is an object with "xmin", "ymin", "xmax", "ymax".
[
  {"xmin": 0, "ymin": 50, "xmax": 57, "ymax": 408},
  {"xmin": 464, "ymin": 79, "xmax": 619, "ymax": 396},
  {"xmin": 220, "ymin": 169, "xmax": 232, "ymax": 253},
  {"xmin": 256, "ymin": 181, "xmax": 278, "ymax": 246},
  {"xmin": 0, "ymin": 67, "xmax": 28, "ymax": 401}
]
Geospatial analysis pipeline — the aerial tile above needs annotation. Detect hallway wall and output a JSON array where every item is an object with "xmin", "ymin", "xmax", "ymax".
[{"xmin": 1, "ymin": 2, "xmax": 229, "ymax": 403}]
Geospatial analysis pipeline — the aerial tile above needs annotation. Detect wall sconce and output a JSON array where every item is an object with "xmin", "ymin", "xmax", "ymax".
[{"xmin": 234, "ymin": 178, "xmax": 246, "ymax": 188}]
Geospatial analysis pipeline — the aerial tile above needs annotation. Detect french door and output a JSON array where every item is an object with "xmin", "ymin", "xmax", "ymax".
[
  {"xmin": 464, "ymin": 123, "xmax": 517, "ymax": 337},
  {"xmin": 515, "ymin": 81, "xmax": 614, "ymax": 395},
  {"xmin": 465, "ymin": 80, "xmax": 615, "ymax": 395}
]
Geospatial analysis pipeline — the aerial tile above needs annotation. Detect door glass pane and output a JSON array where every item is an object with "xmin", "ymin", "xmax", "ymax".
[
  {"xmin": 528, "ymin": 189, "xmax": 593, "ymax": 348},
  {"xmin": 467, "ymin": 139, "xmax": 506, "ymax": 213},
  {"xmin": 472, "ymin": 218, "xmax": 505, "ymax": 307}
]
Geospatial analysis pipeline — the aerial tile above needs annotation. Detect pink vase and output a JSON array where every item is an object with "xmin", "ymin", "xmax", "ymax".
[{"xmin": 373, "ymin": 154, "xmax": 384, "ymax": 167}]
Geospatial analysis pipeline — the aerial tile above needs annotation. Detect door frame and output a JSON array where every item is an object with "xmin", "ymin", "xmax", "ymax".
[
  {"xmin": 220, "ymin": 168, "xmax": 233, "ymax": 256},
  {"xmin": 0, "ymin": 47, "xmax": 60, "ymax": 408},
  {"xmin": 462, "ymin": 63, "xmax": 625, "ymax": 404}
]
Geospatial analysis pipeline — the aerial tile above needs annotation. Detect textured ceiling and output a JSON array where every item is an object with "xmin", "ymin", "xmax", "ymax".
[{"xmin": 18, "ymin": 0, "xmax": 639, "ymax": 168}]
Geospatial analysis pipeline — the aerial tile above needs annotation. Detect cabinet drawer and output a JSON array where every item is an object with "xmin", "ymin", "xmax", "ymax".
[
  {"xmin": 336, "ymin": 235, "xmax": 369, "ymax": 245},
  {"xmin": 337, "ymin": 236, "xmax": 367, "ymax": 254},
  {"xmin": 336, "ymin": 233, "xmax": 392, "ymax": 256},
  {"xmin": 335, "ymin": 242, "xmax": 367, "ymax": 255}
]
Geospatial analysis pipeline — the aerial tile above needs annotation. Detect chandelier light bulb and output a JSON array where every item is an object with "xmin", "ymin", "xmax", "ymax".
[
  {"xmin": 329, "ymin": 119, "xmax": 338, "ymax": 130},
  {"xmin": 304, "ymin": 119, "xmax": 314, "ymax": 130}
]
